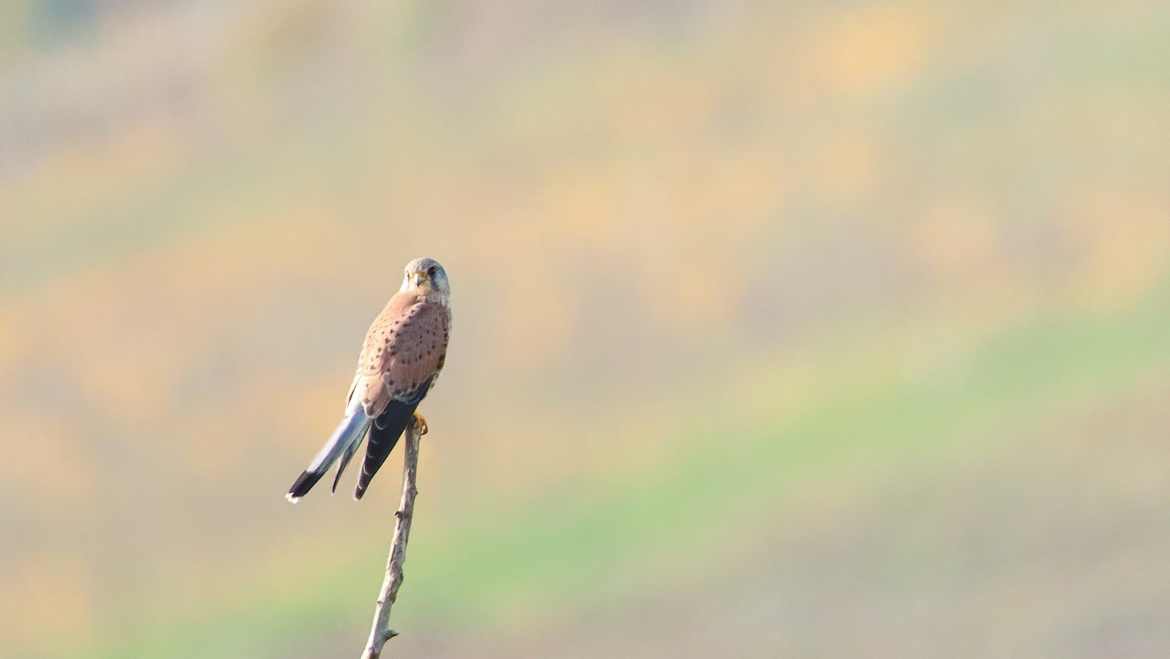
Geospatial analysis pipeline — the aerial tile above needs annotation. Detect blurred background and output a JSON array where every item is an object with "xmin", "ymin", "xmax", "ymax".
[{"xmin": 2, "ymin": 1, "xmax": 1169, "ymax": 657}]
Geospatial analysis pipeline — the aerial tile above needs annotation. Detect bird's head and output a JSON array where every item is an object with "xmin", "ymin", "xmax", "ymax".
[{"xmin": 401, "ymin": 257, "xmax": 451, "ymax": 300}]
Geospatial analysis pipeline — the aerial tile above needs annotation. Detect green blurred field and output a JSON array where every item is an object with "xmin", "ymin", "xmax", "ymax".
[{"xmin": 2, "ymin": 2, "xmax": 1169, "ymax": 658}]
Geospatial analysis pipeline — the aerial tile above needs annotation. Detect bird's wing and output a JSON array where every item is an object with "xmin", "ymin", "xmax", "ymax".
[
  {"xmin": 350, "ymin": 295, "xmax": 450, "ymax": 498},
  {"xmin": 356, "ymin": 294, "xmax": 451, "ymax": 417},
  {"xmin": 354, "ymin": 397, "xmax": 421, "ymax": 499}
]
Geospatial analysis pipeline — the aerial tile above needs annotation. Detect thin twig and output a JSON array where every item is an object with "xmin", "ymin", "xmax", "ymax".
[{"xmin": 359, "ymin": 416, "xmax": 426, "ymax": 659}]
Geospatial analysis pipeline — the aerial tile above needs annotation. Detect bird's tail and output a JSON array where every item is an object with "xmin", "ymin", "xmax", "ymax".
[{"xmin": 286, "ymin": 401, "xmax": 371, "ymax": 503}]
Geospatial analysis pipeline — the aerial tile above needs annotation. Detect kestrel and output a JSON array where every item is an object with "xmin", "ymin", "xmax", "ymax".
[{"xmin": 287, "ymin": 257, "xmax": 452, "ymax": 502}]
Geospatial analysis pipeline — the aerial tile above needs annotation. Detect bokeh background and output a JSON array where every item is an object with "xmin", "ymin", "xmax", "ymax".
[{"xmin": 3, "ymin": 1, "xmax": 1169, "ymax": 657}]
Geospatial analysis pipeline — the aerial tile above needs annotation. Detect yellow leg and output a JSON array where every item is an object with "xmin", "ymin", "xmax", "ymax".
[{"xmin": 412, "ymin": 412, "xmax": 429, "ymax": 436}]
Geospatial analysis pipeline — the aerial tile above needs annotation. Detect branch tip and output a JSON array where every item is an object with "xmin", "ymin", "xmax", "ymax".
[{"xmin": 358, "ymin": 422, "xmax": 425, "ymax": 657}]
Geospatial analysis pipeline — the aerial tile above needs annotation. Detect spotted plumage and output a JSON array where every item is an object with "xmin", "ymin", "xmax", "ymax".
[{"xmin": 286, "ymin": 257, "xmax": 452, "ymax": 502}]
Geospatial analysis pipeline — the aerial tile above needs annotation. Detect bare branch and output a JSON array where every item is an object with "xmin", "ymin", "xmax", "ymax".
[{"xmin": 359, "ymin": 415, "xmax": 426, "ymax": 659}]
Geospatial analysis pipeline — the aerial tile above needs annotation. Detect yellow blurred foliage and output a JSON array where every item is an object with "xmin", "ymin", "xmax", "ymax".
[
  {"xmin": 911, "ymin": 204, "xmax": 1000, "ymax": 283},
  {"xmin": 1075, "ymin": 199, "xmax": 1170, "ymax": 310},
  {"xmin": 806, "ymin": 5, "xmax": 934, "ymax": 96},
  {"xmin": 1, "ymin": 554, "xmax": 96, "ymax": 650}
]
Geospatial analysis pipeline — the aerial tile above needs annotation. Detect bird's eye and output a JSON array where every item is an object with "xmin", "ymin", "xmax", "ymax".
[{"xmin": 427, "ymin": 266, "xmax": 438, "ymax": 276}]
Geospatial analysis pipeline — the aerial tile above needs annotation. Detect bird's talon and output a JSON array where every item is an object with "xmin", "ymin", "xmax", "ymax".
[{"xmin": 412, "ymin": 413, "xmax": 429, "ymax": 436}]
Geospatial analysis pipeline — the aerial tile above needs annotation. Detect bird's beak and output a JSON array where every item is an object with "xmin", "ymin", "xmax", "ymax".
[{"xmin": 411, "ymin": 272, "xmax": 428, "ymax": 288}]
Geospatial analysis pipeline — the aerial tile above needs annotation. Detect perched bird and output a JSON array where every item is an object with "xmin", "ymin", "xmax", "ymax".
[{"xmin": 286, "ymin": 257, "xmax": 452, "ymax": 502}]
